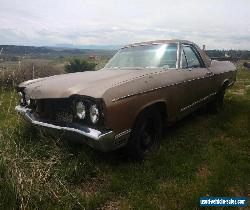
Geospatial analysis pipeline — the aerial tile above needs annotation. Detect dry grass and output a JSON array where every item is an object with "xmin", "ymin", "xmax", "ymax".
[{"xmin": 0, "ymin": 60, "xmax": 64, "ymax": 89}]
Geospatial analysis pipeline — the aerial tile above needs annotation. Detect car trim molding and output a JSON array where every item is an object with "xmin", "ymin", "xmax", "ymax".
[
  {"xmin": 111, "ymin": 69, "xmax": 235, "ymax": 91},
  {"xmin": 112, "ymin": 69, "xmax": 235, "ymax": 103},
  {"xmin": 228, "ymin": 81, "xmax": 235, "ymax": 87},
  {"xmin": 180, "ymin": 92, "xmax": 217, "ymax": 112},
  {"xmin": 111, "ymin": 69, "xmax": 168, "ymax": 88},
  {"xmin": 115, "ymin": 129, "xmax": 131, "ymax": 139},
  {"xmin": 112, "ymin": 74, "xmax": 214, "ymax": 102}
]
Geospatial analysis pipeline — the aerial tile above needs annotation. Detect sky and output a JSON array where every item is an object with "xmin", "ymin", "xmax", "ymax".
[{"xmin": 0, "ymin": 0, "xmax": 250, "ymax": 50}]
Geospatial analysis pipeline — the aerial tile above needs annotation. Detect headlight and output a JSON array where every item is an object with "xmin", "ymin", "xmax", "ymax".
[
  {"xmin": 76, "ymin": 101, "xmax": 86, "ymax": 119},
  {"xmin": 18, "ymin": 91, "xmax": 30, "ymax": 106},
  {"xmin": 18, "ymin": 92, "xmax": 24, "ymax": 104},
  {"xmin": 89, "ymin": 104, "xmax": 99, "ymax": 124},
  {"xmin": 26, "ymin": 98, "xmax": 31, "ymax": 106},
  {"xmin": 21, "ymin": 89, "xmax": 31, "ymax": 106},
  {"xmin": 25, "ymin": 94, "xmax": 30, "ymax": 106}
]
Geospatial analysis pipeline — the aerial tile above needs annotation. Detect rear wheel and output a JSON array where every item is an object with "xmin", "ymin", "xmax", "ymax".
[{"xmin": 126, "ymin": 109, "xmax": 162, "ymax": 160}]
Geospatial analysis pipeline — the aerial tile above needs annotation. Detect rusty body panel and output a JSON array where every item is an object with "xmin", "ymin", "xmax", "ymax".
[{"xmin": 16, "ymin": 40, "xmax": 237, "ymax": 152}]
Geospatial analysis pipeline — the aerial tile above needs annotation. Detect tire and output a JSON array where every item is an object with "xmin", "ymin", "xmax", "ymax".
[
  {"xmin": 208, "ymin": 89, "xmax": 225, "ymax": 113},
  {"xmin": 126, "ymin": 108, "xmax": 162, "ymax": 160}
]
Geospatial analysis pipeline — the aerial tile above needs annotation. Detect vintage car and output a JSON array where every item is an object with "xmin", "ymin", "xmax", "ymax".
[{"xmin": 16, "ymin": 40, "xmax": 236, "ymax": 159}]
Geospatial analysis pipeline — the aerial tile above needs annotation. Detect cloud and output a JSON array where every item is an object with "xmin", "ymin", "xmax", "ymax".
[{"xmin": 0, "ymin": 0, "xmax": 250, "ymax": 49}]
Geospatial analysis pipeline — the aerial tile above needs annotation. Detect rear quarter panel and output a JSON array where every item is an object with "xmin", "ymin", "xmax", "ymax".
[{"xmin": 209, "ymin": 60, "xmax": 236, "ymax": 91}]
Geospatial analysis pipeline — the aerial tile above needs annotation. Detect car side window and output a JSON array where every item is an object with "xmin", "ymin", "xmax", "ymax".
[{"xmin": 182, "ymin": 45, "xmax": 201, "ymax": 68}]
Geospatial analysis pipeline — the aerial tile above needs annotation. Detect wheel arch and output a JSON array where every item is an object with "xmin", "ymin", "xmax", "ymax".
[
  {"xmin": 220, "ymin": 79, "xmax": 230, "ymax": 92},
  {"xmin": 133, "ymin": 100, "xmax": 168, "ymax": 126}
]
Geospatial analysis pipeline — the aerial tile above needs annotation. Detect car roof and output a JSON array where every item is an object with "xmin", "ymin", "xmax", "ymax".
[{"xmin": 121, "ymin": 39, "xmax": 195, "ymax": 49}]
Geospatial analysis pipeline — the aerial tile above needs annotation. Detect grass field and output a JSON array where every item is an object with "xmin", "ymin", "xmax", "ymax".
[{"xmin": 0, "ymin": 64, "xmax": 249, "ymax": 209}]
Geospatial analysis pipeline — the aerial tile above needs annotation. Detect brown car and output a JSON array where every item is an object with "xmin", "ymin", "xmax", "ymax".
[{"xmin": 16, "ymin": 40, "xmax": 236, "ymax": 159}]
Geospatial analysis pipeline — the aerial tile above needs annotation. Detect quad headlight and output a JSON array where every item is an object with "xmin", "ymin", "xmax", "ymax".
[
  {"xmin": 25, "ymin": 95, "xmax": 31, "ymax": 106},
  {"xmin": 18, "ymin": 92, "xmax": 24, "ymax": 104},
  {"xmin": 89, "ymin": 104, "xmax": 100, "ymax": 124},
  {"xmin": 18, "ymin": 91, "xmax": 30, "ymax": 106},
  {"xmin": 76, "ymin": 101, "xmax": 86, "ymax": 119},
  {"xmin": 75, "ymin": 100, "xmax": 100, "ymax": 124}
]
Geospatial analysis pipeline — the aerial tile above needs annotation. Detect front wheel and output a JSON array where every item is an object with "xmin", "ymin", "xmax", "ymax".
[{"xmin": 126, "ymin": 109, "xmax": 162, "ymax": 160}]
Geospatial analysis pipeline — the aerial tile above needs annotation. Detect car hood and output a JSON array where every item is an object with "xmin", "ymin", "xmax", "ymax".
[{"xmin": 19, "ymin": 68, "xmax": 156, "ymax": 99}]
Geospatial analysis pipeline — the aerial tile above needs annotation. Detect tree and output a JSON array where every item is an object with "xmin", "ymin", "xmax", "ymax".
[{"xmin": 65, "ymin": 58, "xmax": 97, "ymax": 73}]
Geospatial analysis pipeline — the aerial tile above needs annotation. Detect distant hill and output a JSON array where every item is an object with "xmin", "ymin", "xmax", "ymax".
[
  {"xmin": 0, "ymin": 45, "xmax": 53, "ymax": 55},
  {"xmin": 206, "ymin": 50, "xmax": 250, "ymax": 60},
  {"xmin": 0, "ymin": 45, "xmax": 116, "ymax": 59},
  {"xmin": 1, "ymin": 45, "xmax": 250, "ymax": 60},
  {"xmin": 54, "ymin": 44, "xmax": 121, "ymax": 50}
]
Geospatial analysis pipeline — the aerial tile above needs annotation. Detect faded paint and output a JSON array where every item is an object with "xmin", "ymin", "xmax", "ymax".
[{"xmin": 18, "ymin": 40, "xmax": 236, "ymax": 135}]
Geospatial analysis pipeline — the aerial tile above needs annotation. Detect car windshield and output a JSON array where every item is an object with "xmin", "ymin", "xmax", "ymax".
[{"xmin": 105, "ymin": 43, "xmax": 177, "ymax": 69}]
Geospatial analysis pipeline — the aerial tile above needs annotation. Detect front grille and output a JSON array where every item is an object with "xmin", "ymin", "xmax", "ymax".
[
  {"xmin": 28, "ymin": 97, "xmax": 106, "ymax": 130},
  {"xmin": 30, "ymin": 98, "xmax": 74, "ymax": 123}
]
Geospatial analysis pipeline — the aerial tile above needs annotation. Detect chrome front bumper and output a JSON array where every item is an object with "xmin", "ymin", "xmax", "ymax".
[{"xmin": 15, "ymin": 105, "xmax": 118, "ymax": 152}]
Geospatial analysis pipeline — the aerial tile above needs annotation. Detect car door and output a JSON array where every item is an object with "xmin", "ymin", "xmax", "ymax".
[{"xmin": 179, "ymin": 44, "xmax": 214, "ymax": 112}]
